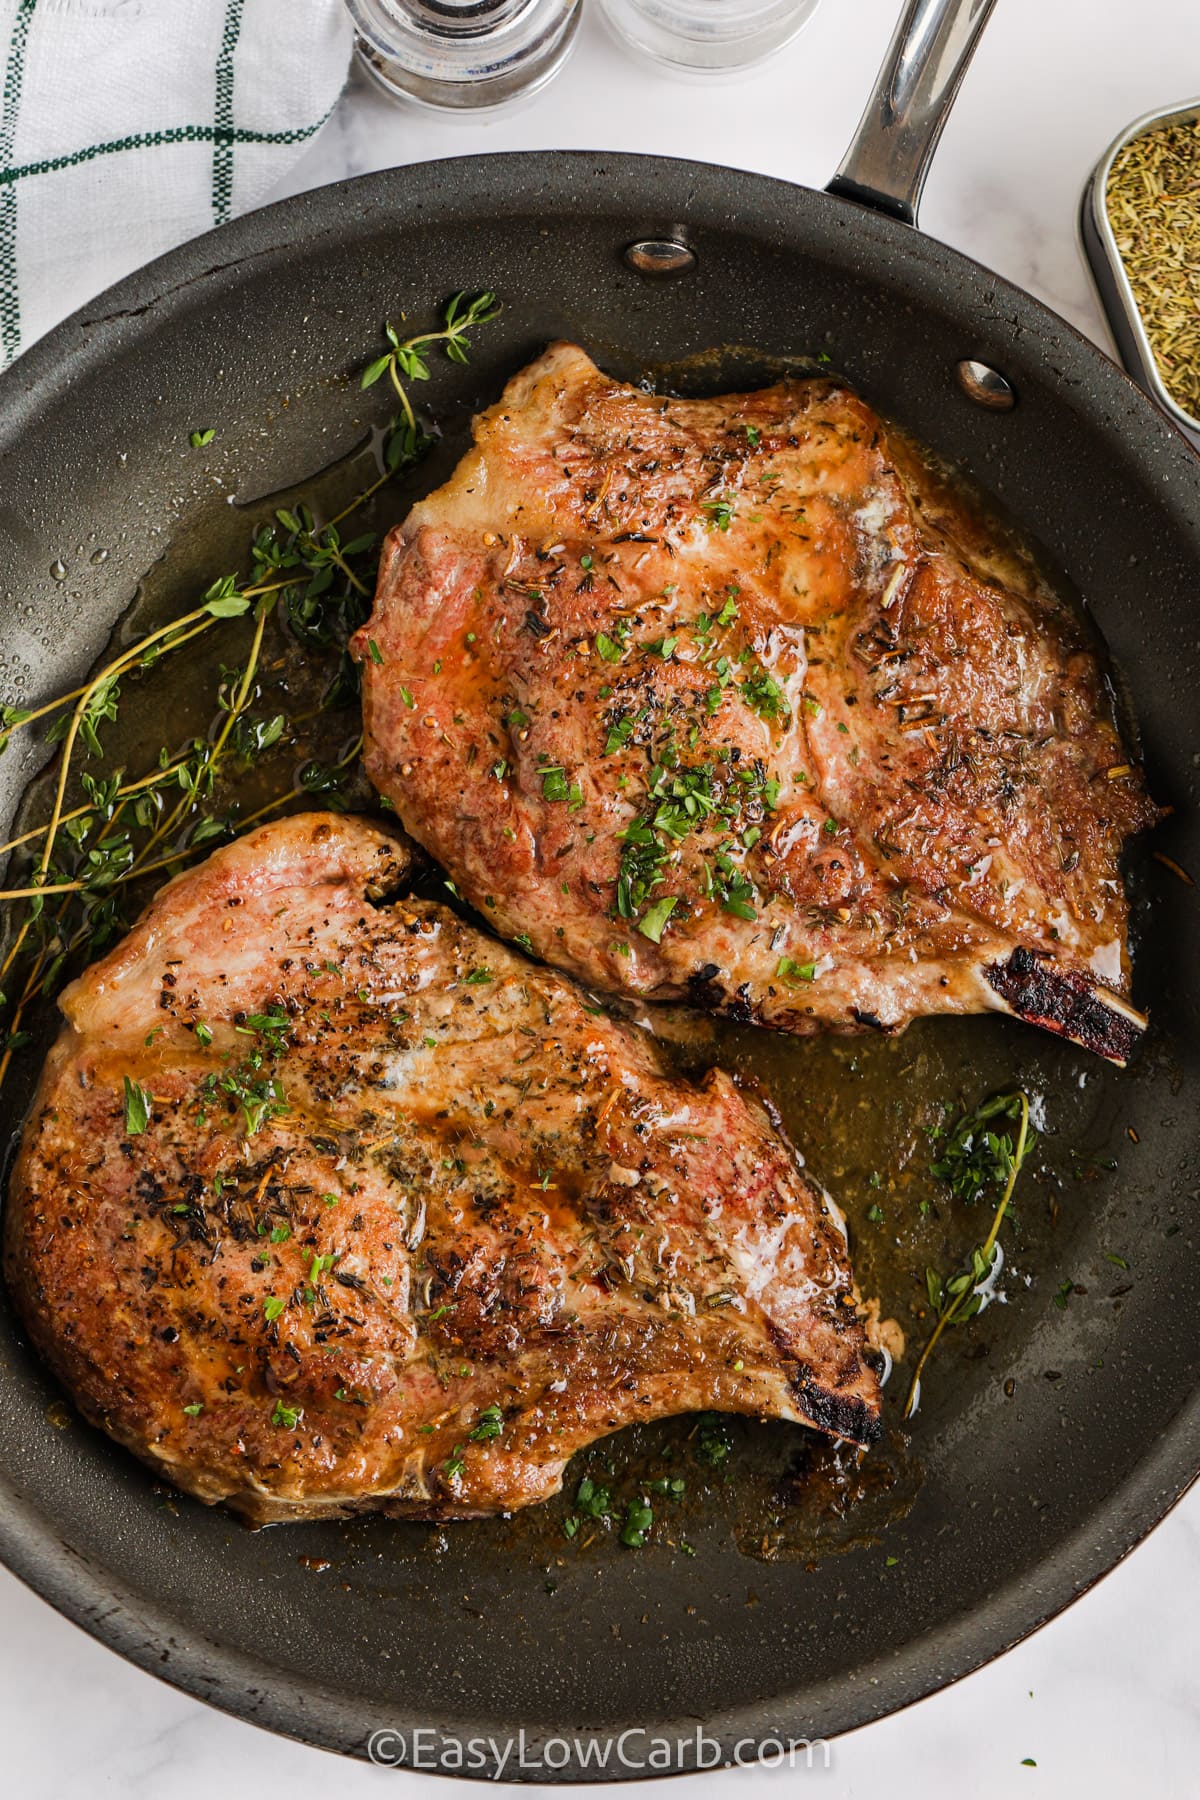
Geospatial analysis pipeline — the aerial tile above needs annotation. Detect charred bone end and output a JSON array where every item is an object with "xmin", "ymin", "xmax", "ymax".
[
  {"xmin": 983, "ymin": 945, "xmax": 1146, "ymax": 1066},
  {"xmin": 792, "ymin": 1366, "xmax": 882, "ymax": 1448}
]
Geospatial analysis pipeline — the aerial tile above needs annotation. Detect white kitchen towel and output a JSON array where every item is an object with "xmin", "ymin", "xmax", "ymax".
[{"xmin": 0, "ymin": 0, "xmax": 353, "ymax": 368}]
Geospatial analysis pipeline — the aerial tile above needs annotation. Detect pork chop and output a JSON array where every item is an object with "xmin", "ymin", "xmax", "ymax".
[
  {"xmin": 354, "ymin": 344, "xmax": 1157, "ymax": 1064},
  {"xmin": 4, "ymin": 813, "xmax": 879, "ymax": 1523}
]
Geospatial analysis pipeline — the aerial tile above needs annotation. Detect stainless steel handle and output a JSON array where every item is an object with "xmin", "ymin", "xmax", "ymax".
[{"xmin": 827, "ymin": 0, "xmax": 998, "ymax": 227}]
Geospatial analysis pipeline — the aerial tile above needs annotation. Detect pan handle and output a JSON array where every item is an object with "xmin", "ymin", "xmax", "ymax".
[{"xmin": 827, "ymin": 0, "xmax": 997, "ymax": 227}]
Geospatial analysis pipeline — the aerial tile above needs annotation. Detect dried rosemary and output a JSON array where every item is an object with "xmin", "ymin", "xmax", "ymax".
[{"xmin": 1105, "ymin": 114, "xmax": 1200, "ymax": 420}]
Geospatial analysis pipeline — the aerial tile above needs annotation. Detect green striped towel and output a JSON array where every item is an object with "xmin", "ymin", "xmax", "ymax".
[{"xmin": 0, "ymin": 0, "xmax": 352, "ymax": 367}]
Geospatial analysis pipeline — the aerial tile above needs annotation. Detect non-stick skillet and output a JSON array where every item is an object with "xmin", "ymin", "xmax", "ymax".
[{"xmin": 1, "ymin": 0, "xmax": 1198, "ymax": 1776}]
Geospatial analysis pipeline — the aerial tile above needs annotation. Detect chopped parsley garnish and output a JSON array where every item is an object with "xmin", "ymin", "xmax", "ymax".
[
  {"xmin": 776, "ymin": 955, "xmax": 816, "ymax": 984},
  {"xmin": 271, "ymin": 1398, "xmax": 302, "ymax": 1429},
  {"xmin": 701, "ymin": 496, "xmax": 735, "ymax": 531},
  {"xmin": 263, "ymin": 1296, "xmax": 287, "ymax": 1323},
  {"xmin": 443, "ymin": 1446, "xmax": 467, "ymax": 1480}
]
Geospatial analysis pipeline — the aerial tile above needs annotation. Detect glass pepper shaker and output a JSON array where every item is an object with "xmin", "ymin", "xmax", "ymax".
[{"xmin": 346, "ymin": 0, "xmax": 581, "ymax": 111}]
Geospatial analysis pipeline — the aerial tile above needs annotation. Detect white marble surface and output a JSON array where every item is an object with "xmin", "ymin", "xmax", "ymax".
[{"xmin": 6, "ymin": 0, "xmax": 1200, "ymax": 1793}]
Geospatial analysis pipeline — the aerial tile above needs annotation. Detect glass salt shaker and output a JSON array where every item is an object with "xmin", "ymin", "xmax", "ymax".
[
  {"xmin": 597, "ymin": 0, "xmax": 820, "ymax": 73},
  {"xmin": 346, "ymin": 0, "xmax": 581, "ymax": 111}
]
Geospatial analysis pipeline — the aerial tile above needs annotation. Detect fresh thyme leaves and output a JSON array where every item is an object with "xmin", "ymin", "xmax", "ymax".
[
  {"xmin": 560, "ymin": 1462, "xmax": 688, "ymax": 1549},
  {"xmin": 905, "ymin": 1092, "xmax": 1034, "ymax": 1419},
  {"xmin": 612, "ymin": 758, "xmax": 779, "ymax": 939},
  {"xmin": 603, "ymin": 714, "xmax": 634, "ymax": 756},
  {"xmin": 695, "ymin": 1413, "xmax": 734, "ymax": 1467},
  {"xmin": 196, "ymin": 1007, "xmax": 292, "ymax": 1138},
  {"xmin": 620, "ymin": 1496, "xmax": 654, "ymax": 1548},
  {"xmin": 929, "ymin": 1091, "xmax": 1037, "ymax": 1206},
  {"xmin": 595, "ymin": 619, "xmax": 631, "ymax": 664},
  {"xmin": 740, "ymin": 662, "xmax": 791, "ymax": 725},
  {"xmin": 0, "ymin": 290, "xmax": 499, "ymax": 1106},
  {"xmin": 360, "ymin": 290, "xmax": 500, "ymax": 468},
  {"xmin": 540, "ymin": 763, "xmax": 583, "ymax": 808},
  {"xmin": 637, "ymin": 894, "xmax": 678, "ymax": 943},
  {"xmin": 700, "ymin": 496, "xmax": 735, "ymax": 531},
  {"xmin": 575, "ymin": 1475, "xmax": 612, "ymax": 1519},
  {"xmin": 706, "ymin": 844, "xmax": 759, "ymax": 922},
  {"xmin": 189, "ymin": 428, "xmax": 215, "ymax": 449},
  {"xmin": 122, "ymin": 1075, "xmax": 152, "ymax": 1136},
  {"xmin": 468, "ymin": 1403, "xmax": 504, "ymax": 1441},
  {"xmin": 616, "ymin": 820, "xmax": 667, "ymax": 920}
]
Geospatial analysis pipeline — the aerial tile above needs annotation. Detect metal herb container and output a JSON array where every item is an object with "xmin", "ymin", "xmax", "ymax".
[{"xmin": 1082, "ymin": 97, "xmax": 1200, "ymax": 450}]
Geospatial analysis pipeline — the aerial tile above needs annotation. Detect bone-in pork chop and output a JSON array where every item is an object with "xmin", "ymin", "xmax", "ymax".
[
  {"xmin": 5, "ymin": 813, "xmax": 879, "ymax": 1523},
  {"xmin": 354, "ymin": 344, "xmax": 1157, "ymax": 1063}
]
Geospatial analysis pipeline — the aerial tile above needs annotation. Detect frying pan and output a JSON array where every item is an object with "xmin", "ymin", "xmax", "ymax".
[{"xmin": 1, "ymin": 0, "xmax": 1198, "ymax": 1776}]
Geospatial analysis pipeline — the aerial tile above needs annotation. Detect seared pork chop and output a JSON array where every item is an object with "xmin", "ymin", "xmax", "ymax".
[
  {"xmin": 354, "ymin": 344, "xmax": 1157, "ymax": 1063},
  {"xmin": 5, "ymin": 814, "xmax": 879, "ymax": 1523}
]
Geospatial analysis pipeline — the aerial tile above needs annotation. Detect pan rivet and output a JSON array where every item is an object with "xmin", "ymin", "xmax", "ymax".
[
  {"xmin": 624, "ymin": 238, "xmax": 696, "ymax": 277},
  {"xmin": 956, "ymin": 360, "xmax": 1016, "ymax": 410}
]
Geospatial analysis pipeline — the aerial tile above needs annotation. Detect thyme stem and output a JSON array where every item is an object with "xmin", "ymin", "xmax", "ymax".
[{"xmin": 904, "ymin": 1092, "xmax": 1030, "ymax": 1420}]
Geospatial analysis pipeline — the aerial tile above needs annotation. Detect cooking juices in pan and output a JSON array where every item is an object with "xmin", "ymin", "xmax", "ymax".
[{"xmin": 0, "ymin": 357, "xmax": 1165, "ymax": 1559}]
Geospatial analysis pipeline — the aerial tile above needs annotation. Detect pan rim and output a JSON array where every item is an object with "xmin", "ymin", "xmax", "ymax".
[{"xmin": 1, "ymin": 146, "xmax": 1198, "ymax": 1776}]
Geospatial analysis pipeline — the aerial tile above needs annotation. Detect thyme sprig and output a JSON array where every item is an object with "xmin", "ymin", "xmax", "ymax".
[
  {"xmin": 361, "ymin": 290, "xmax": 500, "ymax": 466},
  {"xmin": 0, "ymin": 291, "xmax": 500, "ymax": 1107},
  {"xmin": 904, "ymin": 1091, "xmax": 1033, "ymax": 1419}
]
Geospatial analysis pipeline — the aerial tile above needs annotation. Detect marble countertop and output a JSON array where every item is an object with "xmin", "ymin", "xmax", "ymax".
[{"xmin": 6, "ymin": 0, "xmax": 1200, "ymax": 1794}]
